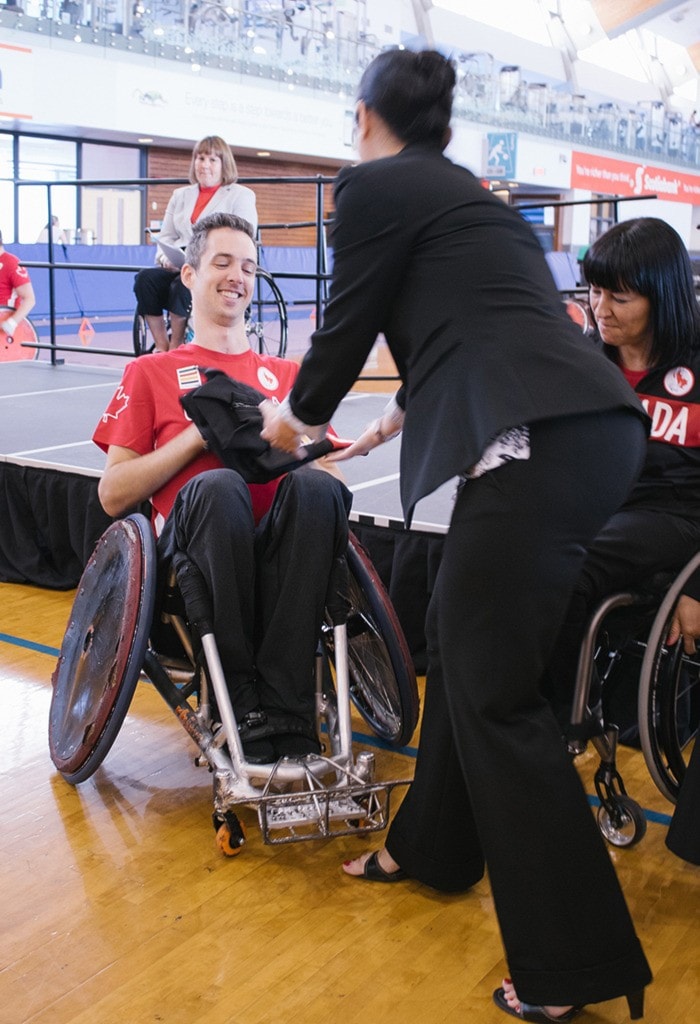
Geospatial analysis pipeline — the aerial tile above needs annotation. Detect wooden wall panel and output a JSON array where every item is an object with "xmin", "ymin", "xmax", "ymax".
[{"xmin": 145, "ymin": 149, "xmax": 345, "ymax": 248}]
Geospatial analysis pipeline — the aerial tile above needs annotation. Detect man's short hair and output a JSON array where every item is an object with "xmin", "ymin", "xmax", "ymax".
[{"xmin": 184, "ymin": 213, "xmax": 256, "ymax": 270}]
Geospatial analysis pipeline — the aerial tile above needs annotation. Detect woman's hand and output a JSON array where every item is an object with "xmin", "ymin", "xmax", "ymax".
[
  {"xmin": 666, "ymin": 594, "xmax": 700, "ymax": 654},
  {"xmin": 328, "ymin": 409, "xmax": 403, "ymax": 462}
]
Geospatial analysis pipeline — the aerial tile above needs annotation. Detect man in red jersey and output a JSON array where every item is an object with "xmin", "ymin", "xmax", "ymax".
[
  {"xmin": 0, "ymin": 229, "xmax": 36, "ymax": 339},
  {"xmin": 94, "ymin": 212, "xmax": 351, "ymax": 763}
]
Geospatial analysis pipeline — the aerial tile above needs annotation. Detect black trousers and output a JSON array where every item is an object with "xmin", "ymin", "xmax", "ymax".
[
  {"xmin": 386, "ymin": 410, "xmax": 652, "ymax": 1008},
  {"xmin": 544, "ymin": 499, "xmax": 700, "ymax": 724},
  {"xmin": 667, "ymin": 736, "xmax": 700, "ymax": 865},
  {"xmin": 157, "ymin": 467, "xmax": 352, "ymax": 729},
  {"xmin": 134, "ymin": 266, "xmax": 191, "ymax": 318}
]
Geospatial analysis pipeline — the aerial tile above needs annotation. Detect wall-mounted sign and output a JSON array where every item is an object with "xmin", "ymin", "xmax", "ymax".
[
  {"xmin": 485, "ymin": 132, "xmax": 517, "ymax": 179},
  {"xmin": 571, "ymin": 151, "xmax": 700, "ymax": 205}
]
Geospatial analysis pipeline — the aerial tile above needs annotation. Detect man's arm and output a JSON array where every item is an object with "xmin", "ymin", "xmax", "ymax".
[
  {"xmin": 3, "ymin": 281, "xmax": 35, "ymax": 335},
  {"xmin": 98, "ymin": 423, "xmax": 207, "ymax": 517}
]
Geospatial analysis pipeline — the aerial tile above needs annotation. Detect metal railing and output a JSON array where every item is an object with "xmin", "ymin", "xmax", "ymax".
[{"xmin": 16, "ymin": 173, "xmax": 334, "ymax": 365}]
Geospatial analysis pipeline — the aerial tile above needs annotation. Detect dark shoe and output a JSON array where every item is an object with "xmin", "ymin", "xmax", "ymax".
[
  {"xmin": 242, "ymin": 738, "xmax": 276, "ymax": 764},
  {"xmin": 237, "ymin": 708, "xmax": 275, "ymax": 764},
  {"xmin": 346, "ymin": 850, "xmax": 407, "ymax": 883},
  {"xmin": 493, "ymin": 988, "xmax": 581, "ymax": 1022},
  {"xmin": 273, "ymin": 733, "xmax": 321, "ymax": 759}
]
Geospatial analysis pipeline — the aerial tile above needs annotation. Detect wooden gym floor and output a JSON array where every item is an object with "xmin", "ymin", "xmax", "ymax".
[
  {"xmin": 1, "ymin": 581, "xmax": 699, "ymax": 1024},
  {"xmin": 1, "ymin": 345, "xmax": 699, "ymax": 1023}
]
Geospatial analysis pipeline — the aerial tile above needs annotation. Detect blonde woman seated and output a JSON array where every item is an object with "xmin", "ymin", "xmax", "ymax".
[{"xmin": 134, "ymin": 135, "xmax": 257, "ymax": 351}]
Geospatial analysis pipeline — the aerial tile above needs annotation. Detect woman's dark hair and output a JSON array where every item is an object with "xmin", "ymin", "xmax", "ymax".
[
  {"xmin": 357, "ymin": 49, "xmax": 455, "ymax": 149},
  {"xmin": 582, "ymin": 217, "xmax": 700, "ymax": 368}
]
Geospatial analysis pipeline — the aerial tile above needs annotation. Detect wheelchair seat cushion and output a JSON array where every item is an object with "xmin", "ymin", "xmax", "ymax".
[{"xmin": 179, "ymin": 368, "xmax": 334, "ymax": 483}]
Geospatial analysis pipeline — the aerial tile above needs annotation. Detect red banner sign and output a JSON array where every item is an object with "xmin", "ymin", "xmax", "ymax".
[{"xmin": 571, "ymin": 151, "xmax": 700, "ymax": 204}]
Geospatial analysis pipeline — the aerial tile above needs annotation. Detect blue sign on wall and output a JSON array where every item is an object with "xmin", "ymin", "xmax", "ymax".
[{"xmin": 485, "ymin": 132, "xmax": 517, "ymax": 178}]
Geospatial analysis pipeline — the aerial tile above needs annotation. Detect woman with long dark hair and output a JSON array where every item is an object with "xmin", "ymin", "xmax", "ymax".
[
  {"xmin": 262, "ymin": 49, "xmax": 652, "ymax": 1022},
  {"xmin": 544, "ymin": 218, "xmax": 700, "ymax": 722}
]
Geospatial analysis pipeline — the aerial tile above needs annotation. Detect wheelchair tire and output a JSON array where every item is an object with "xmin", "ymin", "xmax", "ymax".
[
  {"xmin": 246, "ymin": 268, "xmax": 288, "ymax": 357},
  {"xmin": 132, "ymin": 311, "xmax": 154, "ymax": 356},
  {"xmin": 49, "ymin": 514, "xmax": 157, "ymax": 784},
  {"xmin": 596, "ymin": 794, "xmax": 647, "ymax": 848},
  {"xmin": 323, "ymin": 533, "xmax": 419, "ymax": 748},
  {"xmin": 563, "ymin": 298, "xmax": 591, "ymax": 335},
  {"xmin": 638, "ymin": 551, "xmax": 700, "ymax": 803}
]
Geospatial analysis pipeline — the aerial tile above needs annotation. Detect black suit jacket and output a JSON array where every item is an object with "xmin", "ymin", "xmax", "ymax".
[{"xmin": 289, "ymin": 142, "xmax": 645, "ymax": 523}]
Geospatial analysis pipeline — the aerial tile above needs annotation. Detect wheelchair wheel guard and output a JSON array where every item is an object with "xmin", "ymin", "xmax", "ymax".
[{"xmin": 49, "ymin": 514, "xmax": 157, "ymax": 784}]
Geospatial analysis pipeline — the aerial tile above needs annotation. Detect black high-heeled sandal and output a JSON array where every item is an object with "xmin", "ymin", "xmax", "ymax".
[{"xmin": 493, "ymin": 986, "xmax": 645, "ymax": 1022}]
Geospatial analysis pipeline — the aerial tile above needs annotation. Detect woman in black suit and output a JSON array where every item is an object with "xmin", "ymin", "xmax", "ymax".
[{"xmin": 262, "ymin": 50, "xmax": 652, "ymax": 1022}]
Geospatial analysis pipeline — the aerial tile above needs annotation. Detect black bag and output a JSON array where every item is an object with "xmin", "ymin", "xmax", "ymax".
[{"xmin": 179, "ymin": 368, "xmax": 333, "ymax": 484}]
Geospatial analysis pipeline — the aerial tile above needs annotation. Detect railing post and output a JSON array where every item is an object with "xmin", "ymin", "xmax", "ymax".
[
  {"xmin": 315, "ymin": 176, "xmax": 325, "ymax": 329},
  {"xmin": 45, "ymin": 183, "xmax": 59, "ymax": 365}
]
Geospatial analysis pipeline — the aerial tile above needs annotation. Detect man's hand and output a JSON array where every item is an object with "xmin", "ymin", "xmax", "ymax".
[
  {"xmin": 2, "ymin": 316, "xmax": 18, "ymax": 338},
  {"xmin": 260, "ymin": 399, "xmax": 306, "ymax": 456},
  {"xmin": 667, "ymin": 594, "xmax": 700, "ymax": 654}
]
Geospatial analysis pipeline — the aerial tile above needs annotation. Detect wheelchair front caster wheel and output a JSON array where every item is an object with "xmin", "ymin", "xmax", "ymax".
[
  {"xmin": 214, "ymin": 812, "xmax": 246, "ymax": 856},
  {"xmin": 596, "ymin": 795, "xmax": 647, "ymax": 848}
]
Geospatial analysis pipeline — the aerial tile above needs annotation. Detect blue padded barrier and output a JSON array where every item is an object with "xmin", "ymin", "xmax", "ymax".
[{"xmin": 12, "ymin": 244, "xmax": 328, "ymax": 322}]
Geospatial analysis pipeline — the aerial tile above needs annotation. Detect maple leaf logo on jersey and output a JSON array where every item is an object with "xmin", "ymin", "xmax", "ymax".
[
  {"xmin": 664, "ymin": 366, "xmax": 694, "ymax": 398},
  {"xmin": 257, "ymin": 366, "xmax": 279, "ymax": 391},
  {"xmin": 101, "ymin": 384, "xmax": 129, "ymax": 422}
]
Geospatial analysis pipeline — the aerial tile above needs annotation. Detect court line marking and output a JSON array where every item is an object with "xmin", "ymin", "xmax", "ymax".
[
  {"xmin": 8, "ymin": 440, "xmax": 95, "ymax": 456},
  {"xmin": 348, "ymin": 472, "xmax": 400, "ymax": 492},
  {"xmin": 0, "ymin": 382, "xmax": 118, "ymax": 400}
]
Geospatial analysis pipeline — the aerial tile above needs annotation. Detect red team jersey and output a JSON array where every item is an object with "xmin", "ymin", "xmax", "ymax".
[
  {"xmin": 0, "ymin": 251, "xmax": 31, "ymax": 306},
  {"xmin": 93, "ymin": 344, "xmax": 301, "ymax": 528},
  {"xmin": 619, "ymin": 353, "xmax": 700, "ymax": 510}
]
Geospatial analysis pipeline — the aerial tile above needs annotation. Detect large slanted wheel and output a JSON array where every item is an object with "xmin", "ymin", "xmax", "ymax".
[
  {"xmin": 246, "ymin": 268, "xmax": 288, "ymax": 357},
  {"xmin": 0, "ymin": 306, "xmax": 39, "ymax": 361},
  {"xmin": 638, "ymin": 551, "xmax": 700, "ymax": 803},
  {"xmin": 49, "ymin": 514, "xmax": 157, "ymax": 784},
  {"xmin": 323, "ymin": 533, "xmax": 419, "ymax": 748},
  {"xmin": 132, "ymin": 311, "xmax": 154, "ymax": 356}
]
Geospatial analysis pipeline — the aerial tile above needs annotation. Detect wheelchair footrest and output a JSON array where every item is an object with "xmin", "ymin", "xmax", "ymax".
[{"xmin": 256, "ymin": 757, "xmax": 409, "ymax": 846}]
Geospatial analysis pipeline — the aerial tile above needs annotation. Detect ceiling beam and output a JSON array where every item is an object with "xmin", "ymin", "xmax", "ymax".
[
  {"xmin": 590, "ymin": 0, "xmax": 683, "ymax": 39},
  {"xmin": 688, "ymin": 39, "xmax": 700, "ymax": 73}
]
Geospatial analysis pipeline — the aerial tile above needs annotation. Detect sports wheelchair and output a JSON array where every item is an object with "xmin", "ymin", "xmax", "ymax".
[
  {"xmin": 566, "ymin": 551, "xmax": 700, "ymax": 848},
  {"xmin": 49, "ymin": 513, "xmax": 418, "ymax": 854},
  {"xmin": 0, "ymin": 306, "xmax": 40, "ymax": 362},
  {"xmin": 132, "ymin": 267, "xmax": 288, "ymax": 357}
]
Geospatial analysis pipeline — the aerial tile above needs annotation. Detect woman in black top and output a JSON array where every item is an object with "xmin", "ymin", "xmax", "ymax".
[
  {"xmin": 545, "ymin": 218, "xmax": 700, "ymax": 870},
  {"xmin": 262, "ymin": 50, "xmax": 651, "ymax": 1022}
]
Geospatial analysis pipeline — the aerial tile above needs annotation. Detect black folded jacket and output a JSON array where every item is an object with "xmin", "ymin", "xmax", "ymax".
[{"xmin": 179, "ymin": 367, "xmax": 333, "ymax": 484}]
